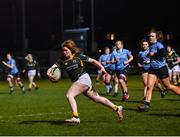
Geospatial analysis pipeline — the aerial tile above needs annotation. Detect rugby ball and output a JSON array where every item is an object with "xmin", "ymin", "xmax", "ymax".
[{"xmin": 50, "ymin": 67, "xmax": 61, "ymax": 82}]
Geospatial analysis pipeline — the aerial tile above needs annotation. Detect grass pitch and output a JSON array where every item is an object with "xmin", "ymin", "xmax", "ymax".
[{"xmin": 0, "ymin": 75, "xmax": 179, "ymax": 136}]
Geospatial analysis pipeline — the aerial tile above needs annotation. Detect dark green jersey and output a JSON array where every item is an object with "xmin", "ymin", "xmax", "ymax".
[
  {"xmin": 166, "ymin": 50, "xmax": 179, "ymax": 68},
  {"xmin": 56, "ymin": 54, "xmax": 89, "ymax": 82},
  {"xmin": 25, "ymin": 60, "xmax": 39, "ymax": 71}
]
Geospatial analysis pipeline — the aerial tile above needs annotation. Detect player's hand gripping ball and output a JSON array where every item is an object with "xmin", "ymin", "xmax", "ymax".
[{"xmin": 50, "ymin": 67, "xmax": 61, "ymax": 82}]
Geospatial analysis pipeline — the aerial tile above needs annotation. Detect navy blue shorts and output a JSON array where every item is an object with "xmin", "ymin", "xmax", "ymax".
[
  {"xmin": 8, "ymin": 73, "xmax": 20, "ymax": 78},
  {"xmin": 105, "ymin": 68, "xmax": 116, "ymax": 75},
  {"xmin": 148, "ymin": 65, "xmax": 169, "ymax": 79},
  {"xmin": 115, "ymin": 66, "xmax": 129, "ymax": 79}
]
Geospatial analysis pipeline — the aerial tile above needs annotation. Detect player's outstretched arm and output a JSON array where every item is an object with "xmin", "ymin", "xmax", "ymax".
[
  {"xmin": 88, "ymin": 58, "xmax": 107, "ymax": 74},
  {"xmin": 2, "ymin": 61, "xmax": 13, "ymax": 69}
]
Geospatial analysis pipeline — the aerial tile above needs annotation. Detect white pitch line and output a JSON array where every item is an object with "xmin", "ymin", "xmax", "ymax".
[{"xmin": 0, "ymin": 111, "xmax": 70, "ymax": 121}]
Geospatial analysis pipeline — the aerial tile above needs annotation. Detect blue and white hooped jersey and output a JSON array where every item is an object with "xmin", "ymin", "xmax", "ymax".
[
  {"xmin": 138, "ymin": 49, "xmax": 150, "ymax": 71},
  {"xmin": 149, "ymin": 41, "xmax": 166, "ymax": 69},
  {"xmin": 111, "ymin": 49, "xmax": 132, "ymax": 71},
  {"xmin": 99, "ymin": 54, "xmax": 111, "ymax": 68},
  {"xmin": 7, "ymin": 58, "xmax": 19, "ymax": 75}
]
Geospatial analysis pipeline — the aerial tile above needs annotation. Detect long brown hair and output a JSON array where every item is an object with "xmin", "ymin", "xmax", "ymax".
[
  {"xmin": 61, "ymin": 40, "xmax": 81, "ymax": 55},
  {"xmin": 149, "ymin": 28, "xmax": 164, "ymax": 42},
  {"xmin": 140, "ymin": 39, "xmax": 149, "ymax": 47}
]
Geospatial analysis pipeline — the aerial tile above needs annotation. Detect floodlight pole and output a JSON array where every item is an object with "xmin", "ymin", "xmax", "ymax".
[
  {"xmin": 22, "ymin": 0, "xmax": 28, "ymax": 55},
  {"xmin": 60, "ymin": 0, "xmax": 64, "ymax": 41},
  {"xmin": 76, "ymin": 0, "xmax": 83, "ymax": 28},
  {"xmin": 72, "ymin": 0, "xmax": 76, "ymax": 28},
  {"xmin": 91, "ymin": 0, "xmax": 95, "ymax": 53}
]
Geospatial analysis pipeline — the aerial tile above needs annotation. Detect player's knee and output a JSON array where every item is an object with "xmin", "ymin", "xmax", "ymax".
[
  {"xmin": 113, "ymin": 79, "xmax": 118, "ymax": 84},
  {"xmin": 119, "ymin": 79, "xmax": 124, "ymax": 83},
  {"xmin": 119, "ymin": 74, "xmax": 127, "ymax": 83},
  {"xmin": 66, "ymin": 94, "xmax": 70, "ymax": 99},
  {"xmin": 147, "ymin": 84, "xmax": 153, "ymax": 90},
  {"xmin": 163, "ymin": 84, "xmax": 171, "ymax": 90},
  {"xmin": 7, "ymin": 77, "xmax": 11, "ymax": 82},
  {"xmin": 16, "ymin": 78, "xmax": 21, "ymax": 83},
  {"xmin": 89, "ymin": 92, "xmax": 100, "ymax": 103},
  {"xmin": 66, "ymin": 93, "xmax": 74, "ymax": 100}
]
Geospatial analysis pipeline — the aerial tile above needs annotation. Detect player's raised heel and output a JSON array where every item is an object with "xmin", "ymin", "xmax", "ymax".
[
  {"xmin": 65, "ymin": 117, "xmax": 80, "ymax": 124},
  {"xmin": 117, "ymin": 106, "xmax": 123, "ymax": 121}
]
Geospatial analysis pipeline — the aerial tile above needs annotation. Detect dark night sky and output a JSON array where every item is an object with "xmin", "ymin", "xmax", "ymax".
[{"xmin": 0, "ymin": 0, "xmax": 179, "ymax": 56}]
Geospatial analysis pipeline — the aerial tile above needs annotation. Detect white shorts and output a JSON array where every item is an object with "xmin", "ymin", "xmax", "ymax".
[
  {"xmin": 76, "ymin": 73, "xmax": 92, "ymax": 88},
  {"xmin": 169, "ymin": 65, "xmax": 180, "ymax": 73},
  {"xmin": 28, "ymin": 70, "xmax": 36, "ymax": 77}
]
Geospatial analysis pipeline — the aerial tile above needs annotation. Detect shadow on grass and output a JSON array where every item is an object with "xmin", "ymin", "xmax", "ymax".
[
  {"xmin": 109, "ymin": 98, "xmax": 121, "ymax": 102},
  {"xmin": 124, "ymin": 100, "xmax": 141, "ymax": 104},
  {"xmin": 164, "ymin": 99, "xmax": 180, "ymax": 101},
  {"xmin": 19, "ymin": 120, "xmax": 66, "ymax": 125},
  {"xmin": 109, "ymin": 98, "xmax": 142, "ymax": 104},
  {"xmin": 0, "ymin": 92, "xmax": 9, "ymax": 95},
  {"xmin": 19, "ymin": 119, "xmax": 109, "ymax": 125},
  {"xmin": 149, "ymin": 113, "xmax": 180, "ymax": 117},
  {"xmin": 164, "ymin": 92, "xmax": 177, "ymax": 96},
  {"xmin": 124, "ymin": 107, "xmax": 139, "ymax": 112}
]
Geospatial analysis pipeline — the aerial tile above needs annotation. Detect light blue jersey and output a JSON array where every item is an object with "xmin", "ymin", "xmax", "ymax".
[
  {"xmin": 7, "ymin": 58, "xmax": 19, "ymax": 75},
  {"xmin": 99, "ymin": 54, "xmax": 111, "ymax": 68},
  {"xmin": 138, "ymin": 49, "xmax": 150, "ymax": 71},
  {"xmin": 111, "ymin": 49, "xmax": 132, "ymax": 71},
  {"xmin": 108, "ymin": 51, "xmax": 116, "ymax": 71},
  {"xmin": 149, "ymin": 41, "xmax": 166, "ymax": 69}
]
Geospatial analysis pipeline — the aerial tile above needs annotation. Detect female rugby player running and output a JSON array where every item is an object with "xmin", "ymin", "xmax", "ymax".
[
  {"xmin": 166, "ymin": 44, "xmax": 180, "ymax": 85},
  {"xmin": 98, "ymin": 47, "xmax": 112, "ymax": 95},
  {"xmin": 138, "ymin": 39, "xmax": 165, "ymax": 100},
  {"xmin": 2, "ymin": 53, "xmax": 25, "ymax": 94},
  {"xmin": 138, "ymin": 29, "xmax": 180, "ymax": 112},
  {"xmin": 23, "ymin": 53, "xmax": 40, "ymax": 91},
  {"xmin": 47, "ymin": 40, "xmax": 123, "ymax": 123},
  {"xmin": 110, "ymin": 40, "xmax": 133, "ymax": 101}
]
